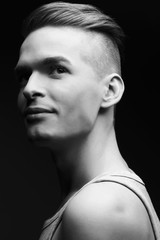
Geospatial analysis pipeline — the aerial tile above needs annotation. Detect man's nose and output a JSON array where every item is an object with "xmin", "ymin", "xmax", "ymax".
[{"xmin": 23, "ymin": 72, "xmax": 45, "ymax": 100}]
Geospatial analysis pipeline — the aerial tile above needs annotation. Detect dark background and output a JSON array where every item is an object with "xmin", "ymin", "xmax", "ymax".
[{"xmin": 0, "ymin": 0, "xmax": 159, "ymax": 239}]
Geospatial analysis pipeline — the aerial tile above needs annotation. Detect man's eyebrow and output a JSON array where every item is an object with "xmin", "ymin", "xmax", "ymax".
[
  {"xmin": 15, "ymin": 56, "xmax": 72, "ymax": 72},
  {"xmin": 42, "ymin": 56, "xmax": 72, "ymax": 66},
  {"xmin": 14, "ymin": 64, "xmax": 31, "ymax": 76}
]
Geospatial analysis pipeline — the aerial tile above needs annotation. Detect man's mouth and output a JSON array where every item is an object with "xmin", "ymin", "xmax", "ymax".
[{"xmin": 24, "ymin": 107, "xmax": 56, "ymax": 122}]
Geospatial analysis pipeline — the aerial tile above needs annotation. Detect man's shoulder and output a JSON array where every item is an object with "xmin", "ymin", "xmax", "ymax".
[{"xmin": 61, "ymin": 182, "xmax": 154, "ymax": 240}]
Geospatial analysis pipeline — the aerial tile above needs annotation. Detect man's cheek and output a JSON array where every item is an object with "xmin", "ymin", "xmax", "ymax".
[
  {"xmin": 17, "ymin": 92, "xmax": 25, "ymax": 113},
  {"xmin": 17, "ymin": 92, "xmax": 32, "ymax": 137}
]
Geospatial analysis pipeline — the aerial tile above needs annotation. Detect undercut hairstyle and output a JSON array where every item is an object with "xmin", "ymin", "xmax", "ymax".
[{"xmin": 22, "ymin": 1, "xmax": 125, "ymax": 76}]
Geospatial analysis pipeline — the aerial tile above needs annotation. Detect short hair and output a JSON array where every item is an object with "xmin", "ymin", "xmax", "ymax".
[{"xmin": 22, "ymin": 1, "xmax": 125, "ymax": 75}]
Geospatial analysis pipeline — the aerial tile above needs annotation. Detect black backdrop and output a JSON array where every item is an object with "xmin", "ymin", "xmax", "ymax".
[{"xmin": 0, "ymin": 0, "xmax": 160, "ymax": 239}]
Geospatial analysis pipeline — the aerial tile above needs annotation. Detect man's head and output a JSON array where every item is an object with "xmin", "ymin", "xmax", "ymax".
[
  {"xmin": 15, "ymin": 2, "xmax": 125, "ymax": 149},
  {"xmin": 22, "ymin": 1, "xmax": 125, "ymax": 77}
]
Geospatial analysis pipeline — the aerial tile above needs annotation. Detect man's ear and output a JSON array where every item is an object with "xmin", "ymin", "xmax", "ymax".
[{"xmin": 101, "ymin": 73, "xmax": 125, "ymax": 108}]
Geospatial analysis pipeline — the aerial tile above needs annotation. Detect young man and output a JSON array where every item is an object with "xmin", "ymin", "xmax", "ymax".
[{"xmin": 15, "ymin": 2, "xmax": 160, "ymax": 240}]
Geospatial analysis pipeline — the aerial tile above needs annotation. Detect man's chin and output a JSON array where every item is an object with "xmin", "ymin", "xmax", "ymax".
[
  {"xmin": 26, "ymin": 128, "xmax": 65, "ymax": 150},
  {"xmin": 27, "ymin": 133, "xmax": 48, "ymax": 147},
  {"xmin": 26, "ymin": 128, "xmax": 52, "ymax": 147}
]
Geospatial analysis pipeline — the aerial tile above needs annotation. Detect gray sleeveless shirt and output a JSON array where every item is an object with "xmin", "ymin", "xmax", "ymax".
[{"xmin": 39, "ymin": 170, "xmax": 160, "ymax": 240}]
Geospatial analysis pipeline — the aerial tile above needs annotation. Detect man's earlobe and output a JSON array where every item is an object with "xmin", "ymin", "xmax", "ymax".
[{"xmin": 101, "ymin": 73, "xmax": 125, "ymax": 108}]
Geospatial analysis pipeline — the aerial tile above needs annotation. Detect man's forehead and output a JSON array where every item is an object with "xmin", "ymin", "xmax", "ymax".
[{"xmin": 20, "ymin": 26, "xmax": 102, "ymax": 62}]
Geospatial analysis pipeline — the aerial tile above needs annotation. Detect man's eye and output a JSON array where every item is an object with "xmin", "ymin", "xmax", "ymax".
[
  {"xmin": 48, "ymin": 65, "xmax": 68, "ymax": 77},
  {"xmin": 56, "ymin": 66, "xmax": 67, "ymax": 74},
  {"xmin": 16, "ymin": 71, "xmax": 31, "ymax": 87}
]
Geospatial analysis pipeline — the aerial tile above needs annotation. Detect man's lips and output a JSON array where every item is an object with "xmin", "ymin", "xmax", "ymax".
[
  {"xmin": 23, "ymin": 107, "xmax": 57, "ymax": 121},
  {"xmin": 24, "ymin": 107, "xmax": 53, "ymax": 115}
]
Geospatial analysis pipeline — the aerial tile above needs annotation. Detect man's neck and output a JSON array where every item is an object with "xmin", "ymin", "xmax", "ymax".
[{"xmin": 50, "ymin": 124, "xmax": 128, "ymax": 201}]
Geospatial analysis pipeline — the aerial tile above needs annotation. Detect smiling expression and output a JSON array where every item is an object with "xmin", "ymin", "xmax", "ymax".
[{"xmin": 16, "ymin": 26, "xmax": 105, "ymax": 148}]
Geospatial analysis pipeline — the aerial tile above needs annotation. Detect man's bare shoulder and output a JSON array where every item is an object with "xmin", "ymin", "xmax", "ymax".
[{"xmin": 60, "ymin": 182, "xmax": 154, "ymax": 240}]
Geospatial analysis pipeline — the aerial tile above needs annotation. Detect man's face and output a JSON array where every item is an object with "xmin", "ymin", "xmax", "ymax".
[{"xmin": 16, "ymin": 27, "xmax": 103, "ymax": 148}]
